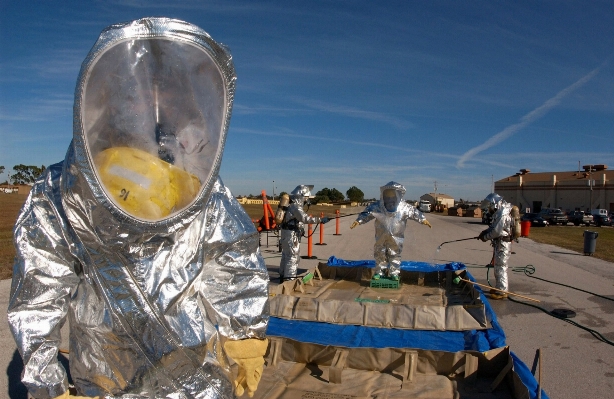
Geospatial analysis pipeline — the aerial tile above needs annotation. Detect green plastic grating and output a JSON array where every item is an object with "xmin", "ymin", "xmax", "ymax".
[
  {"xmin": 355, "ymin": 297, "xmax": 391, "ymax": 304},
  {"xmin": 369, "ymin": 277, "xmax": 400, "ymax": 289}
]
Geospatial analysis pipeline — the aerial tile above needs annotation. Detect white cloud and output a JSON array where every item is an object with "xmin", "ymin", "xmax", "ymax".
[{"xmin": 456, "ymin": 63, "xmax": 604, "ymax": 168}]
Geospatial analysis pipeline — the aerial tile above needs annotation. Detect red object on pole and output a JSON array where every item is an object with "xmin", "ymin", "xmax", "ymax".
[
  {"xmin": 261, "ymin": 190, "xmax": 271, "ymax": 230},
  {"xmin": 316, "ymin": 212, "xmax": 327, "ymax": 245},
  {"xmin": 258, "ymin": 190, "xmax": 279, "ymax": 232},
  {"xmin": 521, "ymin": 220, "xmax": 531, "ymax": 237},
  {"xmin": 334, "ymin": 209, "xmax": 341, "ymax": 235}
]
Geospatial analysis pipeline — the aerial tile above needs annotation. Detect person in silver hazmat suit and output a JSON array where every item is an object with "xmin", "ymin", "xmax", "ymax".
[
  {"xmin": 350, "ymin": 182, "xmax": 432, "ymax": 280},
  {"xmin": 279, "ymin": 185, "xmax": 329, "ymax": 282},
  {"xmin": 7, "ymin": 18, "xmax": 270, "ymax": 399},
  {"xmin": 478, "ymin": 193, "xmax": 513, "ymax": 300}
]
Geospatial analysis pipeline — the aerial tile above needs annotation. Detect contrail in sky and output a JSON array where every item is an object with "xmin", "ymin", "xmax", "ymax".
[{"xmin": 456, "ymin": 64, "xmax": 604, "ymax": 168}]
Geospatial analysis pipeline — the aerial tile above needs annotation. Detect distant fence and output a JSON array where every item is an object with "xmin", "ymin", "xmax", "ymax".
[{"xmin": 237, "ymin": 198, "xmax": 280, "ymax": 205}]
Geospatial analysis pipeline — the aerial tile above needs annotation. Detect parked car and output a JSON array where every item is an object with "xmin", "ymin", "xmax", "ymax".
[
  {"xmin": 520, "ymin": 213, "xmax": 548, "ymax": 227},
  {"xmin": 538, "ymin": 208, "xmax": 568, "ymax": 225},
  {"xmin": 593, "ymin": 214, "xmax": 612, "ymax": 227},
  {"xmin": 566, "ymin": 211, "xmax": 593, "ymax": 226}
]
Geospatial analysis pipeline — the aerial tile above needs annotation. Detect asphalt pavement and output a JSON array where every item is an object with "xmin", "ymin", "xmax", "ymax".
[{"xmin": 2, "ymin": 210, "xmax": 613, "ymax": 398}]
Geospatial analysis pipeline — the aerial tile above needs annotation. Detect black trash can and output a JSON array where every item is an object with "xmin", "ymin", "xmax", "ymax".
[{"xmin": 583, "ymin": 230, "xmax": 598, "ymax": 255}]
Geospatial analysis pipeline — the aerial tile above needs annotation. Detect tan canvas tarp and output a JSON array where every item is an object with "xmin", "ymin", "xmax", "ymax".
[
  {"xmin": 249, "ymin": 338, "xmax": 529, "ymax": 399},
  {"xmin": 269, "ymin": 264, "xmax": 490, "ymax": 331}
]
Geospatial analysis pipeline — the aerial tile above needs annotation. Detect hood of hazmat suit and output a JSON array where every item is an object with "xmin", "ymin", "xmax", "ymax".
[
  {"xmin": 380, "ymin": 181, "xmax": 406, "ymax": 213},
  {"xmin": 480, "ymin": 192, "xmax": 503, "ymax": 214},
  {"xmin": 8, "ymin": 18, "xmax": 269, "ymax": 399},
  {"xmin": 289, "ymin": 184, "xmax": 314, "ymax": 207},
  {"xmin": 481, "ymin": 194, "xmax": 513, "ymax": 241}
]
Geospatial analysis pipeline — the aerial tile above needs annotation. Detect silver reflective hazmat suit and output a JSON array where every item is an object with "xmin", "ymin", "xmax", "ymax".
[
  {"xmin": 279, "ymin": 185, "xmax": 321, "ymax": 280},
  {"xmin": 480, "ymin": 193, "xmax": 513, "ymax": 291},
  {"xmin": 8, "ymin": 18, "xmax": 269, "ymax": 399},
  {"xmin": 354, "ymin": 182, "xmax": 426, "ymax": 277}
]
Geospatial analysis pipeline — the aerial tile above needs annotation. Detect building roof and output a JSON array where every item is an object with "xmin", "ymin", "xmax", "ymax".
[
  {"xmin": 496, "ymin": 167, "xmax": 612, "ymax": 184},
  {"xmin": 422, "ymin": 192, "xmax": 454, "ymax": 199}
]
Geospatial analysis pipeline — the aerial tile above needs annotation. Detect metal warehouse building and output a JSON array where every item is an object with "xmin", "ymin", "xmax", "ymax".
[{"xmin": 495, "ymin": 165, "xmax": 613, "ymax": 214}]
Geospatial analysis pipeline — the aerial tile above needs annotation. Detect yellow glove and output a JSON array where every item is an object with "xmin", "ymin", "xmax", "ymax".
[
  {"xmin": 350, "ymin": 221, "xmax": 359, "ymax": 229},
  {"xmin": 423, "ymin": 220, "xmax": 432, "ymax": 228},
  {"xmin": 53, "ymin": 391, "xmax": 99, "ymax": 399},
  {"xmin": 224, "ymin": 338, "xmax": 269, "ymax": 397}
]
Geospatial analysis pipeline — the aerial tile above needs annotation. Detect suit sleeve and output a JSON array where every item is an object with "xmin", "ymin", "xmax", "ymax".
[{"xmin": 7, "ymin": 166, "xmax": 80, "ymax": 399}]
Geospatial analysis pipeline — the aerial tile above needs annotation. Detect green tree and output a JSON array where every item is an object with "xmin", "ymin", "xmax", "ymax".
[
  {"xmin": 0, "ymin": 165, "xmax": 4, "ymax": 176},
  {"xmin": 315, "ymin": 187, "xmax": 344, "ymax": 203},
  {"xmin": 312, "ymin": 194, "xmax": 330, "ymax": 204},
  {"xmin": 11, "ymin": 164, "xmax": 46, "ymax": 184},
  {"xmin": 346, "ymin": 186, "xmax": 364, "ymax": 202}
]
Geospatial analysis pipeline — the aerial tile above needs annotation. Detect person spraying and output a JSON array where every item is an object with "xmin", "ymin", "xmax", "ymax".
[
  {"xmin": 8, "ymin": 18, "xmax": 269, "ymax": 399},
  {"xmin": 350, "ymin": 181, "xmax": 432, "ymax": 281},
  {"xmin": 478, "ymin": 192, "xmax": 520, "ymax": 300}
]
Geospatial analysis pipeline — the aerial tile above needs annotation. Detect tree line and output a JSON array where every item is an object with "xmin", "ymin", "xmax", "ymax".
[
  {"xmin": 243, "ymin": 186, "xmax": 368, "ymax": 203},
  {"xmin": 0, "ymin": 166, "xmax": 370, "ymax": 204},
  {"xmin": 0, "ymin": 164, "xmax": 47, "ymax": 185}
]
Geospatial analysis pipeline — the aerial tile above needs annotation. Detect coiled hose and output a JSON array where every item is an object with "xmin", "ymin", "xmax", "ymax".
[{"xmin": 486, "ymin": 264, "xmax": 614, "ymax": 347}]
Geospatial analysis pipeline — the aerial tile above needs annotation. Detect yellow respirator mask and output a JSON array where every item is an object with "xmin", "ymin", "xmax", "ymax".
[{"xmin": 94, "ymin": 147, "xmax": 201, "ymax": 220}]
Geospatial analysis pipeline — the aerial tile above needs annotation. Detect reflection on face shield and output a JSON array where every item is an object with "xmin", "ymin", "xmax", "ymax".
[
  {"xmin": 95, "ymin": 147, "xmax": 201, "ymax": 219},
  {"xmin": 156, "ymin": 123, "xmax": 176, "ymax": 164},
  {"xmin": 82, "ymin": 37, "xmax": 226, "ymax": 219},
  {"xmin": 383, "ymin": 189, "xmax": 398, "ymax": 212}
]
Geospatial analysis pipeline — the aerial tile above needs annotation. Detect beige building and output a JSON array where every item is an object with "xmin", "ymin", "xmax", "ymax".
[
  {"xmin": 495, "ymin": 165, "xmax": 613, "ymax": 213},
  {"xmin": 419, "ymin": 193, "xmax": 455, "ymax": 209}
]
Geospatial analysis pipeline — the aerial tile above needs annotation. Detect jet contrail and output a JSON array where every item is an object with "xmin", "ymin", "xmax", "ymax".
[{"xmin": 456, "ymin": 64, "xmax": 603, "ymax": 168}]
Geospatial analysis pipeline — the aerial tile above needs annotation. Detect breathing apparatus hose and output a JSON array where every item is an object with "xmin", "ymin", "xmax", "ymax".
[
  {"xmin": 302, "ymin": 222, "xmax": 320, "ymax": 239},
  {"xmin": 486, "ymin": 264, "xmax": 614, "ymax": 347}
]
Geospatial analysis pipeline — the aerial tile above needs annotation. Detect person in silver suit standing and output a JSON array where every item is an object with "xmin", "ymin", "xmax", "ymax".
[
  {"xmin": 478, "ymin": 193, "xmax": 514, "ymax": 300},
  {"xmin": 278, "ymin": 185, "xmax": 329, "ymax": 282},
  {"xmin": 351, "ymin": 181, "xmax": 431, "ymax": 281},
  {"xmin": 8, "ymin": 18, "xmax": 269, "ymax": 399}
]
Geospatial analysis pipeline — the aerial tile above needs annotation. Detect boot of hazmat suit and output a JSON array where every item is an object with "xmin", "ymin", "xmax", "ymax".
[
  {"xmin": 279, "ymin": 185, "xmax": 329, "ymax": 281},
  {"xmin": 350, "ymin": 182, "xmax": 431, "ymax": 280},
  {"xmin": 8, "ymin": 18, "xmax": 269, "ymax": 399},
  {"xmin": 478, "ymin": 193, "xmax": 513, "ymax": 299}
]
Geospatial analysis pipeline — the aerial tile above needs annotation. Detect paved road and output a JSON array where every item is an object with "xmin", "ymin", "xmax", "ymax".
[{"xmin": 2, "ymin": 210, "xmax": 613, "ymax": 398}]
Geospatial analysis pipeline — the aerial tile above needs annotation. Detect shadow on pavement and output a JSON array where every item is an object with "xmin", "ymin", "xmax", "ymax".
[{"xmin": 7, "ymin": 350, "xmax": 72, "ymax": 399}]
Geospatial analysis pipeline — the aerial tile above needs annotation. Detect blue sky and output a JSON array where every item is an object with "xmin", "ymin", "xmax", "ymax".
[{"xmin": 1, "ymin": 1, "xmax": 613, "ymax": 201}]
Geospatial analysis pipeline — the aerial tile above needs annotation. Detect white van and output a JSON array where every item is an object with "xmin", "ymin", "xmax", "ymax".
[{"xmin": 419, "ymin": 200, "xmax": 431, "ymax": 213}]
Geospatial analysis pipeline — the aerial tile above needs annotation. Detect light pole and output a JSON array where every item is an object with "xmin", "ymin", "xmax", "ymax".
[
  {"xmin": 588, "ymin": 165, "xmax": 593, "ymax": 212},
  {"xmin": 272, "ymin": 181, "xmax": 275, "ymax": 201}
]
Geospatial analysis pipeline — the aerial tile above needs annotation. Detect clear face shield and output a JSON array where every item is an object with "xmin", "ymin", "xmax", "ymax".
[
  {"xmin": 481, "ymin": 193, "xmax": 502, "ymax": 215},
  {"xmin": 82, "ymin": 38, "xmax": 226, "ymax": 221},
  {"xmin": 383, "ymin": 189, "xmax": 399, "ymax": 212}
]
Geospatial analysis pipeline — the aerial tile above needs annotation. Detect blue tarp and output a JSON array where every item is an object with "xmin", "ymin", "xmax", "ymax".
[
  {"xmin": 327, "ymin": 255, "xmax": 465, "ymax": 272},
  {"xmin": 266, "ymin": 257, "xmax": 548, "ymax": 399}
]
